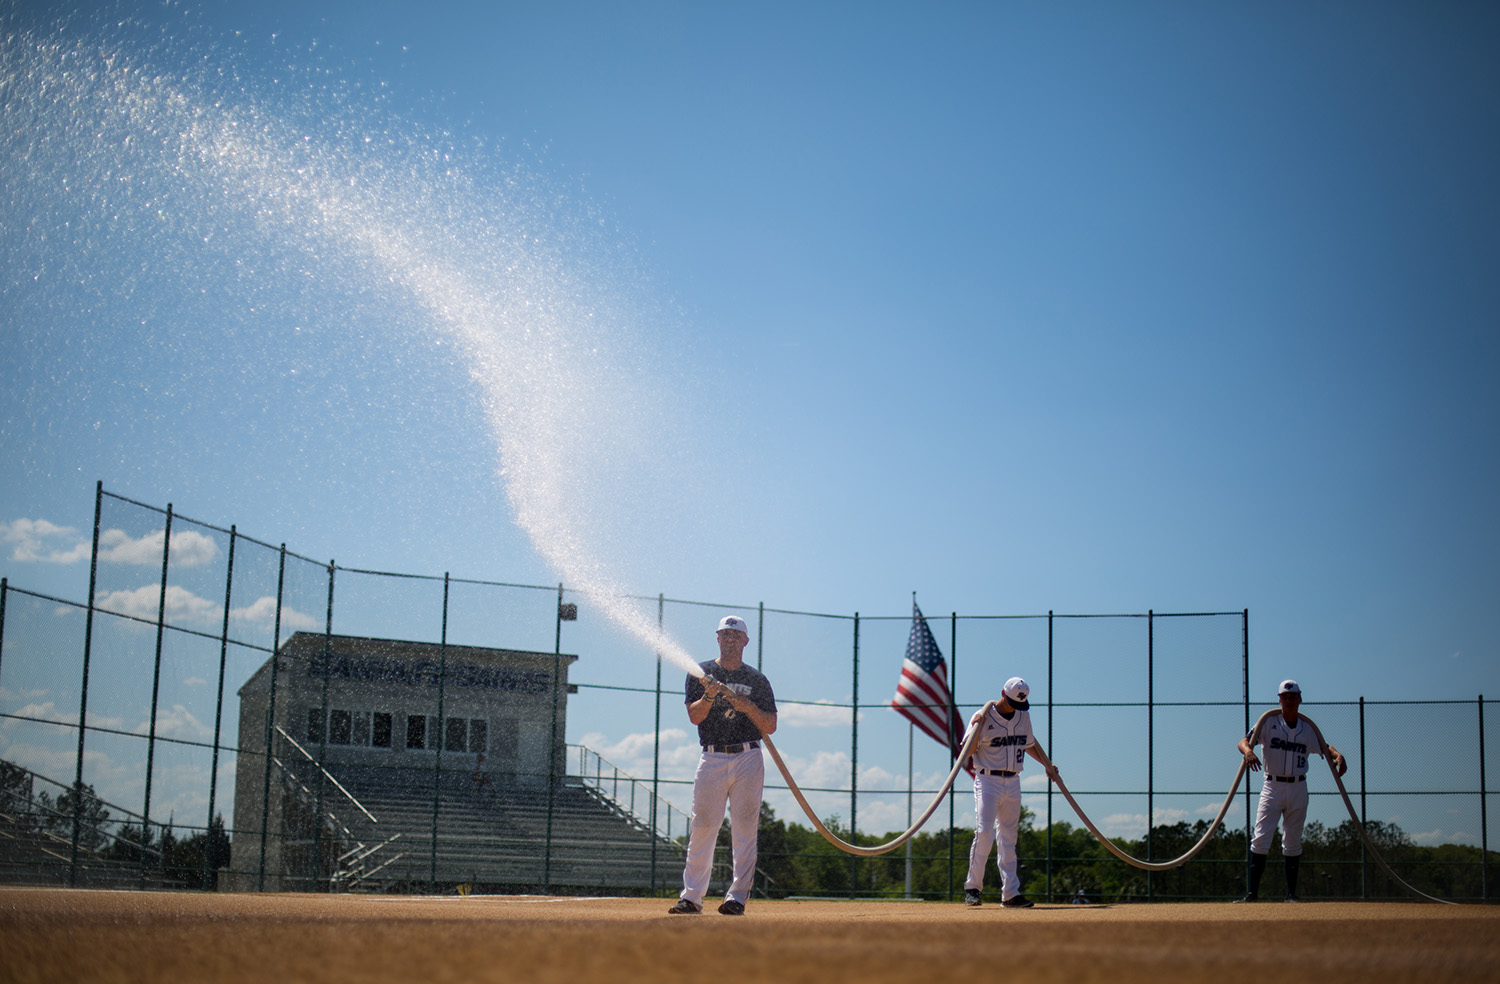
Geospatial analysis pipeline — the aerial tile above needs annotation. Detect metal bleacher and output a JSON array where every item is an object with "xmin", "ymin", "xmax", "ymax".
[{"xmin": 276, "ymin": 748, "xmax": 687, "ymax": 894}]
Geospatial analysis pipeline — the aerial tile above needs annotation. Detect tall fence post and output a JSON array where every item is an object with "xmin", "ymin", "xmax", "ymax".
[
  {"xmin": 0, "ymin": 578, "xmax": 8, "ymax": 685},
  {"xmin": 312, "ymin": 561, "xmax": 335, "ymax": 890},
  {"xmin": 1359, "ymin": 696, "xmax": 1368, "ymax": 899},
  {"xmin": 948, "ymin": 612, "xmax": 957, "ymax": 902},
  {"xmin": 1241, "ymin": 609, "xmax": 1251, "ymax": 896},
  {"xmin": 544, "ymin": 583, "xmax": 566, "ymax": 891},
  {"xmin": 256, "ymin": 545, "xmax": 287, "ymax": 891},
  {"xmin": 70, "ymin": 480, "xmax": 104, "ymax": 887},
  {"xmin": 1046, "ymin": 610, "xmax": 1053, "ymax": 901},
  {"xmin": 650, "ymin": 593, "xmax": 663, "ymax": 894},
  {"xmin": 1146, "ymin": 609, "xmax": 1154, "ymax": 902},
  {"xmin": 756, "ymin": 601, "xmax": 764, "ymax": 672},
  {"xmin": 140, "ymin": 503, "xmax": 173, "ymax": 889},
  {"xmin": 1478, "ymin": 695, "xmax": 1488, "ymax": 901},
  {"xmin": 429, "ymin": 573, "xmax": 450, "ymax": 894},
  {"xmin": 204, "ymin": 526, "xmax": 236, "ymax": 890},
  {"xmin": 848, "ymin": 612, "xmax": 860, "ymax": 898}
]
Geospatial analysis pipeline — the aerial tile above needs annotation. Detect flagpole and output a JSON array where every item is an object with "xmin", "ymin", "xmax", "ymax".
[
  {"xmin": 905, "ymin": 721, "xmax": 914, "ymax": 899},
  {"xmin": 949, "ymin": 610, "xmax": 957, "ymax": 902}
]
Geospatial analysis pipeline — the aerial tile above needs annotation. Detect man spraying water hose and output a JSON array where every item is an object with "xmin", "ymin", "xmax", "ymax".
[
  {"xmin": 1235, "ymin": 680, "xmax": 1347, "ymax": 902},
  {"xmin": 668, "ymin": 616, "xmax": 778, "ymax": 916}
]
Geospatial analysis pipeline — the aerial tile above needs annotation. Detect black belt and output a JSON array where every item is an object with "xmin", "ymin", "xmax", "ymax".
[
  {"xmin": 704, "ymin": 741, "xmax": 760, "ymax": 754},
  {"xmin": 1269, "ymin": 774, "xmax": 1305, "ymax": 783},
  {"xmin": 977, "ymin": 769, "xmax": 1018, "ymax": 777}
]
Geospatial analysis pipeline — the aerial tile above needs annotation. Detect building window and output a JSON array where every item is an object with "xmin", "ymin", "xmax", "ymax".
[
  {"xmin": 307, "ymin": 708, "xmax": 324, "ymax": 744},
  {"xmin": 445, "ymin": 717, "xmax": 468, "ymax": 753},
  {"xmin": 372, "ymin": 712, "xmax": 393, "ymax": 749},
  {"xmin": 469, "ymin": 719, "xmax": 487, "ymax": 755},
  {"xmin": 329, "ymin": 709, "xmax": 353, "ymax": 745},
  {"xmin": 406, "ymin": 714, "xmax": 427, "ymax": 750}
]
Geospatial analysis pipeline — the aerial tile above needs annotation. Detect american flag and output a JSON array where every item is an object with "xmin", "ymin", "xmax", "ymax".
[{"xmin": 891, "ymin": 602, "xmax": 969, "ymax": 769}]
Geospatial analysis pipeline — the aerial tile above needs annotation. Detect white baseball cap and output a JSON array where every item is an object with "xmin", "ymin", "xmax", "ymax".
[
  {"xmin": 717, "ymin": 615, "xmax": 749, "ymax": 637},
  {"xmin": 1278, "ymin": 679, "xmax": 1301, "ymax": 696},
  {"xmin": 1003, "ymin": 677, "xmax": 1030, "ymax": 710}
]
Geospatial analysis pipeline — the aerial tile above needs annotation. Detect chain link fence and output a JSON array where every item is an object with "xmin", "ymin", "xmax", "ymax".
[{"xmin": 0, "ymin": 483, "xmax": 1493, "ymax": 900}]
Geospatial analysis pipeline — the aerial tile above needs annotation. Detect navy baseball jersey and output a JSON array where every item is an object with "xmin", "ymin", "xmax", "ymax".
[{"xmin": 686, "ymin": 661, "xmax": 777, "ymax": 746}]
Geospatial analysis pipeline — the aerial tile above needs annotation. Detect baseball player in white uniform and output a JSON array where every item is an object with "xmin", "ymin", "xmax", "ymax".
[
  {"xmin": 668, "ymin": 615, "xmax": 778, "ymax": 916},
  {"xmin": 963, "ymin": 677, "xmax": 1058, "ymax": 908},
  {"xmin": 1235, "ymin": 679, "xmax": 1346, "ymax": 902}
]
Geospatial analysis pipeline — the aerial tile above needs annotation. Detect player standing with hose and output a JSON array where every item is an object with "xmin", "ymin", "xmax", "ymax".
[
  {"xmin": 963, "ymin": 677, "xmax": 1059, "ymax": 908},
  {"xmin": 668, "ymin": 615, "xmax": 778, "ymax": 916},
  {"xmin": 1235, "ymin": 679, "xmax": 1347, "ymax": 902}
]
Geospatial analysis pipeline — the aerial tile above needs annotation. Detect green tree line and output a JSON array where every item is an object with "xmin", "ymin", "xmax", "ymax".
[
  {"xmin": 740, "ymin": 801, "xmax": 1498, "ymax": 903},
  {"xmin": 2, "ymin": 761, "xmax": 231, "ymax": 889}
]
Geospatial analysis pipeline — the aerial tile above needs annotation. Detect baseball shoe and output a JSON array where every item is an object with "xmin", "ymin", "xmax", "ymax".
[
  {"xmin": 1232, "ymin": 893, "xmax": 1258, "ymax": 903},
  {"xmin": 964, "ymin": 889, "xmax": 982, "ymax": 907},
  {"xmin": 717, "ymin": 899, "xmax": 745, "ymax": 916},
  {"xmin": 667, "ymin": 898, "xmax": 702, "ymax": 914},
  {"xmin": 1001, "ymin": 895, "xmax": 1034, "ymax": 908},
  {"xmin": 1284, "ymin": 894, "xmax": 1301, "ymax": 903}
]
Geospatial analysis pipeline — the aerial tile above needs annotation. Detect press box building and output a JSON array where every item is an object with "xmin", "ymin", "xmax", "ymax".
[{"xmin": 229, "ymin": 632, "xmax": 675, "ymax": 893}]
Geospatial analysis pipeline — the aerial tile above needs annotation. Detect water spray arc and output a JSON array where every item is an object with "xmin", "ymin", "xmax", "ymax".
[{"xmin": 3, "ymin": 27, "xmax": 709, "ymax": 679}]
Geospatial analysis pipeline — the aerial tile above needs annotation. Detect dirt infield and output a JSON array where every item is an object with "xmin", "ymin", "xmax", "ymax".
[{"xmin": 2, "ymin": 888, "xmax": 1496, "ymax": 984}]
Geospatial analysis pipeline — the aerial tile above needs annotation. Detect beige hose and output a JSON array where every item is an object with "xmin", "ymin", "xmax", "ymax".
[
  {"xmin": 1295, "ymin": 712, "xmax": 1456, "ymax": 905},
  {"xmin": 760, "ymin": 710, "xmax": 986, "ymax": 857},
  {"xmin": 765, "ymin": 704, "xmax": 1457, "ymax": 902},
  {"xmin": 1040, "ymin": 739, "xmax": 1254, "ymax": 872}
]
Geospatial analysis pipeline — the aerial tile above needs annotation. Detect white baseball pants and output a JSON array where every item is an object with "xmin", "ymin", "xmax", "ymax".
[
  {"xmin": 965, "ymin": 772, "xmax": 1023, "ymax": 899},
  {"xmin": 679, "ymin": 747, "xmax": 764, "ymax": 906},
  {"xmin": 1251, "ymin": 777, "xmax": 1309, "ymax": 856}
]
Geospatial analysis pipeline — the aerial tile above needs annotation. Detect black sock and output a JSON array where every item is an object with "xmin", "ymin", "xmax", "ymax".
[
  {"xmin": 1248, "ymin": 852, "xmax": 1268, "ymax": 896},
  {"xmin": 1285, "ymin": 855, "xmax": 1301, "ymax": 897}
]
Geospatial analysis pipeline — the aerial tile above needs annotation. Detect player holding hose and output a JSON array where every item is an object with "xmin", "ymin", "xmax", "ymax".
[
  {"xmin": 668, "ymin": 615, "xmax": 778, "ymax": 916},
  {"xmin": 1235, "ymin": 679, "xmax": 1347, "ymax": 902},
  {"xmin": 964, "ymin": 677, "xmax": 1059, "ymax": 908}
]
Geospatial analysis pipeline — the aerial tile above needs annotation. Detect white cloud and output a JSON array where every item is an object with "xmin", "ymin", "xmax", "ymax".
[
  {"xmin": 230, "ymin": 595, "xmax": 320, "ymax": 631},
  {"xmin": 97, "ymin": 527, "xmax": 218, "ymax": 568},
  {"xmin": 779, "ymin": 748, "xmax": 853, "ymax": 789},
  {"xmin": 849, "ymin": 798, "xmax": 927, "ymax": 837},
  {"xmin": 1, "ymin": 518, "xmax": 90, "ymax": 564},
  {"xmin": 95, "ymin": 583, "xmax": 220, "ymax": 623},
  {"xmin": 576, "ymin": 728, "xmax": 700, "ymax": 787},
  {"xmin": 1409, "ymin": 828, "xmax": 1454, "ymax": 846},
  {"xmin": 579, "ymin": 728, "xmax": 688, "ymax": 763},
  {"xmin": 135, "ymin": 704, "xmax": 213, "ymax": 742},
  {"xmin": 182, "ymin": 676, "xmax": 208, "ymax": 687},
  {"xmin": 1097, "ymin": 812, "xmax": 1148, "ymax": 839},
  {"xmin": 778, "ymin": 700, "xmax": 856, "ymax": 729},
  {"xmin": 4, "ymin": 700, "xmax": 122, "ymax": 730}
]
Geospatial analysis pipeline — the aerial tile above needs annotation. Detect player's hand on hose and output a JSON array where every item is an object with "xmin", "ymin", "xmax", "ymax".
[
  {"xmin": 1244, "ymin": 752, "xmax": 1261, "ymax": 772},
  {"xmin": 1333, "ymin": 752, "xmax": 1348, "ymax": 777}
]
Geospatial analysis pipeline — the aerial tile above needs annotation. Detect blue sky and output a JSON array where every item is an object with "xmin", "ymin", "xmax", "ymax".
[{"xmin": 2, "ymin": 2, "xmax": 1497, "ymax": 843}]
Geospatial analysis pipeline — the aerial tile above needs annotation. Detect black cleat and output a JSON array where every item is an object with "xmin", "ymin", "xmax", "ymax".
[
  {"xmin": 1284, "ymin": 894, "xmax": 1301, "ymax": 903},
  {"xmin": 667, "ymin": 898, "xmax": 702, "ymax": 914},
  {"xmin": 717, "ymin": 899, "xmax": 745, "ymax": 916},
  {"xmin": 964, "ymin": 889, "xmax": 982, "ymax": 907},
  {"xmin": 1232, "ymin": 893, "xmax": 1258, "ymax": 903},
  {"xmin": 1001, "ymin": 894, "xmax": 1034, "ymax": 908}
]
